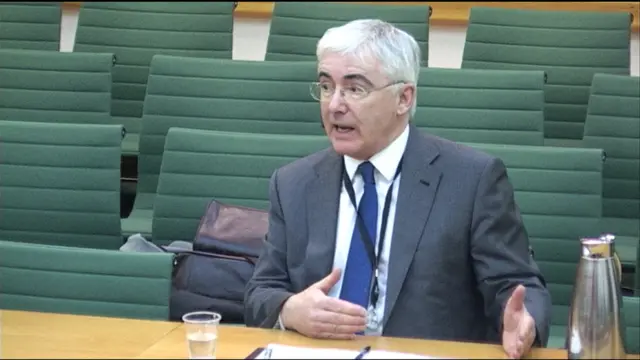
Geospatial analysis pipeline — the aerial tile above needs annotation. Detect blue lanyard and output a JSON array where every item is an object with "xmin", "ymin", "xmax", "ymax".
[{"xmin": 341, "ymin": 158, "xmax": 403, "ymax": 308}]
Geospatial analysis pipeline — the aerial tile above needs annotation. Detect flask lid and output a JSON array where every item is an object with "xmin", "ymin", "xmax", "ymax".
[{"xmin": 580, "ymin": 236, "xmax": 614, "ymax": 259}]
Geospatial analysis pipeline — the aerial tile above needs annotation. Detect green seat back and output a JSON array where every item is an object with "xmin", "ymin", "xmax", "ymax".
[
  {"xmin": 0, "ymin": 121, "xmax": 123, "ymax": 249},
  {"xmin": 266, "ymin": 2, "xmax": 430, "ymax": 63},
  {"xmin": 122, "ymin": 55, "xmax": 321, "ymax": 238},
  {"xmin": 583, "ymin": 74, "xmax": 640, "ymax": 218},
  {"xmin": 74, "ymin": 2, "xmax": 235, "ymax": 155},
  {"xmin": 152, "ymin": 128, "xmax": 330, "ymax": 245},
  {"xmin": 583, "ymin": 74, "xmax": 639, "ymax": 267},
  {"xmin": 0, "ymin": 240, "xmax": 173, "ymax": 320},
  {"xmin": 0, "ymin": 2, "xmax": 61, "ymax": 50},
  {"xmin": 467, "ymin": 143, "xmax": 604, "ymax": 348},
  {"xmin": 416, "ymin": 68, "xmax": 545, "ymax": 145},
  {"xmin": 623, "ymin": 296, "xmax": 640, "ymax": 354},
  {"xmin": 461, "ymin": 7, "xmax": 631, "ymax": 141},
  {"xmin": 636, "ymin": 243, "xmax": 640, "ymax": 294},
  {"xmin": 0, "ymin": 49, "xmax": 114, "ymax": 125}
]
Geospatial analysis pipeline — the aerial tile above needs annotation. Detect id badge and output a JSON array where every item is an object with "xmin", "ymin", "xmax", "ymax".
[{"xmin": 366, "ymin": 305, "xmax": 380, "ymax": 330}]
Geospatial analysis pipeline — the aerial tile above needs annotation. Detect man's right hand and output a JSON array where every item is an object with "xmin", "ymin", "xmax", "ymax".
[{"xmin": 280, "ymin": 268, "xmax": 368, "ymax": 339}]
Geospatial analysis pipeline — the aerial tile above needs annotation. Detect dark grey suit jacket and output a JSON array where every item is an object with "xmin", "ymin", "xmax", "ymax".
[{"xmin": 244, "ymin": 124, "xmax": 552, "ymax": 345}]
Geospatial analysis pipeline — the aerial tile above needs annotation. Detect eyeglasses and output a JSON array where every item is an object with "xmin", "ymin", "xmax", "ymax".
[{"xmin": 309, "ymin": 80, "xmax": 405, "ymax": 102}]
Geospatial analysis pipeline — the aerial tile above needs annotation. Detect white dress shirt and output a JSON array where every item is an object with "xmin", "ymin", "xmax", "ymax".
[
  {"xmin": 277, "ymin": 124, "xmax": 409, "ymax": 335},
  {"xmin": 327, "ymin": 124, "xmax": 409, "ymax": 335}
]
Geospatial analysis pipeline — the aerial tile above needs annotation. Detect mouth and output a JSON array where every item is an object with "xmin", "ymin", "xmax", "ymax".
[{"xmin": 333, "ymin": 125, "xmax": 355, "ymax": 133}]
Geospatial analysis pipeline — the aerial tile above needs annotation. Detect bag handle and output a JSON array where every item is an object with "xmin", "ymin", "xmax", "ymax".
[{"xmin": 159, "ymin": 245, "xmax": 257, "ymax": 266}]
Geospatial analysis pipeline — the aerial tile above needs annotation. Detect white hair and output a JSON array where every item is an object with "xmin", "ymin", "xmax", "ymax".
[{"xmin": 316, "ymin": 19, "xmax": 422, "ymax": 117}]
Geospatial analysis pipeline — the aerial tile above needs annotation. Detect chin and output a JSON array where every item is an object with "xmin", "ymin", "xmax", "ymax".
[
  {"xmin": 330, "ymin": 140, "xmax": 363, "ymax": 158},
  {"xmin": 328, "ymin": 129, "xmax": 365, "ymax": 156}
]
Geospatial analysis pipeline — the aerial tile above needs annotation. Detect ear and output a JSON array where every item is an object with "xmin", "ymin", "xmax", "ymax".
[{"xmin": 396, "ymin": 84, "xmax": 416, "ymax": 117}]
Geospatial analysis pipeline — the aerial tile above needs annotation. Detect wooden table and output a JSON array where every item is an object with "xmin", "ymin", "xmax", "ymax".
[
  {"xmin": 137, "ymin": 324, "xmax": 565, "ymax": 359},
  {"xmin": 1, "ymin": 310, "xmax": 180, "ymax": 359},
  {"xmin": 2, "ymin": 310, "xmax": 639, "ymax": 359}
]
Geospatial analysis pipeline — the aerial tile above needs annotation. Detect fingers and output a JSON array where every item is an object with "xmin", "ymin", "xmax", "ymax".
[
  {"xmin": 320, "ymin": 296, "xmax": 368, "ymax": 317},
  {"xmin": 518, "ymin": 312, "xmax": 536, "ymax": 358},
  {"xmin": 311, "ymin": 308, "xmax": 367, "ymax": 327},
  {"xmin": 307, "ymin": 311, "xmax": 367, "ymax": 339},
  {"xmin": 505, "ymin": 336, "xmax": 523, "ymax": 360},
  {"xmin": 511, "ymin": 337, "xmax": 524, "ymax": 359},
  {"xmin": 294, "ymin": 286, "xmax": 368, "ymax": 340},
  {"xmin": 518, "ymin": 310, "xmax": 535, "ymax": 341},
  {"xmin": 305, "ymin": 298, "xmax": 367, "ymax": 339},
  {"xmin": 311, "ymin": 299, "xmax": 367, "ymax": 336},
  {"xmin": 316, "ymin": 332, "xmax": 358, "ymax": 340},
  {"xmin": 312, "ymin": 321, "xmax": 367, "ymax": 336},
  {"xmin": 504, "ymin": 309, "xmax": 536, "ymax": 359}
]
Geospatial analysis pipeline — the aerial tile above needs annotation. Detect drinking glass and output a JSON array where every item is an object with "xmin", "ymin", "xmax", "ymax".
[{"xmin": 182, "ymin": 311, "xmax": 222, "ymax": 359}]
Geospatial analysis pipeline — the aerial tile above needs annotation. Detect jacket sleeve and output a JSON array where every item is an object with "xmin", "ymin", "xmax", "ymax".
[
  {"xmin": 244, "ymin": 168, "xmax": 295, "ymax": 328},
  {"xmin": 469, "ymin": 157, "xmax": 552, "ymax": 347}
]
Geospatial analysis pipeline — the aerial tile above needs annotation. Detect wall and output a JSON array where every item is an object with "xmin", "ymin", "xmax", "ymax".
[{"xmin": 61, "ymin": 6, "xmax": 640, "ymax": 75}]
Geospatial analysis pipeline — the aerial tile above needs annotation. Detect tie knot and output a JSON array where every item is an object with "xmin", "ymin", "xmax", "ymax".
[{"xmin": 358, "ymin": 161, "xmax": 376, "ymax": 185}]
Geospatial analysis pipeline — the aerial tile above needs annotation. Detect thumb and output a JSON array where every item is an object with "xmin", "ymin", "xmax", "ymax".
[
  {"xmin": 311, "ymin": 268, "xmax": 342, "ymax": 294},
  {"xmin": 504, "ymin": 285, "xmax": 526, "ymax": 330},
  {"xmin": 506, "ymin": 285, "xmax": 526, "ymax": 314}
]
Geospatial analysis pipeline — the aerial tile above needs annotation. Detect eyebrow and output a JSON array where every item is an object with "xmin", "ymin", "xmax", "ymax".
[
  {"xmin": 317, "ymin": 71, "xmax": 375, "ymax": 87},
  {"xmin": 343, "ymin": 74, "xmax": 374, "ymax": 87},
  {"xmin": 317, "ymin": 71, "xmax": 331, "ymax": 80}
]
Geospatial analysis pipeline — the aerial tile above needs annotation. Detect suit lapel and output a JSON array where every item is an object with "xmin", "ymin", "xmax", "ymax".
[
  {"xmin": 304, "ymin": 149, "xmax": 343, "ymax": 286},
  {"xmin": 383, "ymin": 125, "xmax": 442, "ymax": 327}
]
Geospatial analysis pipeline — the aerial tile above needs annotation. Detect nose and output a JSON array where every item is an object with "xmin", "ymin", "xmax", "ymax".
[{"xmin": 327, "ymin": 89, "xmax": 347, "ymax": 113}]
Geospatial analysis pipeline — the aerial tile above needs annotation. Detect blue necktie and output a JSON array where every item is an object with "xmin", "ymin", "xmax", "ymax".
[{"xmin": 340, "ymin": 161, "xmax": 378, "ymax": 309}]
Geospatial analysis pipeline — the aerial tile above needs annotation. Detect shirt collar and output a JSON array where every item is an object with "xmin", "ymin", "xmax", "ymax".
[{"xmin": 343, "ymin": 124, "xmax": 410, "ymax": 183}]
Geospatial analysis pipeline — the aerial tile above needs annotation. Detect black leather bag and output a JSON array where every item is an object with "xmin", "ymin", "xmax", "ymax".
[{"xmin": 168, "ymin": 201, "xmax": 268, "ymax": 324}]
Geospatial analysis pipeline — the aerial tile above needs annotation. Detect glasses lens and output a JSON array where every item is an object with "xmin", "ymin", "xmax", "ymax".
[{"xmin": 309, "ymin": 83, "xmax": 321, "ymax": 101}]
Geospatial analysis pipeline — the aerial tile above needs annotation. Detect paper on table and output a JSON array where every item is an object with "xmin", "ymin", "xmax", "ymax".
[
  {"xmin": 367, "ymin": 350, "xmax": 439, "ymax": 359},
  {"xmin": 255, "ymin": 344, "xmax": 439, "ymax": 359}
]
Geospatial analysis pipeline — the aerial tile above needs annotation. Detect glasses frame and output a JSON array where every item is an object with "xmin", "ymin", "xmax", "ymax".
[{"xmin": 309, "ymin": 80, "xmax": 406, "ymax": 102}]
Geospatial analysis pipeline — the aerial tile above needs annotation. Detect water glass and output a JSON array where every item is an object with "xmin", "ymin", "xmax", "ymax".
[{"xmin": 182, "ymin": 311, "xmax": 222, "ymax": 359}]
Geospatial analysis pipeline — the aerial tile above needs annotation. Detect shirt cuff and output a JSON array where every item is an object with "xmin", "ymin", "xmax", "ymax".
[{"xmin": 274, "ymin": 313, "xmax": 286, "ymax": 330}]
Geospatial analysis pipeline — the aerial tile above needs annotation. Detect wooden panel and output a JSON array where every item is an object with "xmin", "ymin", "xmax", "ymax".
[
  {"xmin": 233, "ymin": 1, "xmax": 640, "ymax": 32},
  {"xmin": 61, "ymin": 2, "xmax": 640, "ymax": 32},
  {"xmin": 236, "ymin": 1, "xmax": 274, "ymax": 18}
]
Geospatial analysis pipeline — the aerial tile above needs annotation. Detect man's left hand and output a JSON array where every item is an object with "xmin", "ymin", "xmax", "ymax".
[{"xmin": 502, "ymin": 285, "xmax": 536, "ymax": 359}]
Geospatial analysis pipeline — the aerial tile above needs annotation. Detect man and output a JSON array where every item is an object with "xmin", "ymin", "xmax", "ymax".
[{"xmin": 244, "ymin": 19, "xmax": 552, "ymax": 359}]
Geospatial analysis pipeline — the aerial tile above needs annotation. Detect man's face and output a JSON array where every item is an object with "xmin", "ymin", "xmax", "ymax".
[{"xmin": 317, "ymin": 52, "xmax": 413, "ymax": 160}]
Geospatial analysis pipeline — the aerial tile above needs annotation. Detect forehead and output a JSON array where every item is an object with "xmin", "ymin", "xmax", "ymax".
[{"xmin": 317, "ymin": 52, "xmax": 382, "ymax": 82}]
